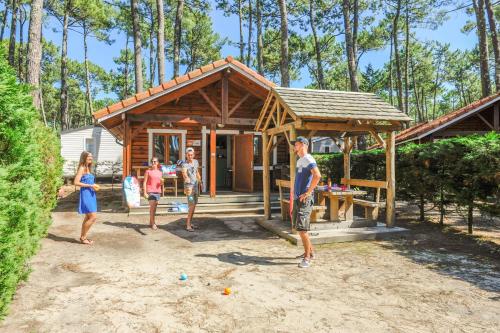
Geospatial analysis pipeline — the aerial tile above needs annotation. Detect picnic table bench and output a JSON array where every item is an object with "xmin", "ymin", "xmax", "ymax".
[{"xmin": 340, "ymin": 178, "xmax": 387, "ymax": 220}]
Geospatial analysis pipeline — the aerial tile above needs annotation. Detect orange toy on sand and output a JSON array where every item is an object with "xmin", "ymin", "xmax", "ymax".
[{"xmin": 223, "ymin": 288, "xmax": 231, "ymax": 295}]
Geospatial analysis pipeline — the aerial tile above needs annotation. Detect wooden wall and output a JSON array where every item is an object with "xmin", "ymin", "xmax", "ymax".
[{"xmin": 130, "ymin": 121, "xmax": 203, "ymax": 167}]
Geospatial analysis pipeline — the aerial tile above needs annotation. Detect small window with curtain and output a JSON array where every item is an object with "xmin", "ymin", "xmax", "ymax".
[
  {"xmin": 85, "ymin": 137, "xmax": 95, "ymax": 155},
  {"xmin": 153, "ymin": 133, "xmax": 181, "ymax": 165}
]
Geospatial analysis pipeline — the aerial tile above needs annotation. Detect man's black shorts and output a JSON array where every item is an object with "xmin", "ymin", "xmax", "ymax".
[{"xmin": 292, "ymin": 196, "xmax": 313, "ymax": 231}]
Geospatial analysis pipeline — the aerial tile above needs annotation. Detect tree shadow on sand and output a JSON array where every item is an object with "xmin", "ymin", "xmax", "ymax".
[
  {"xmin": 196, "ymin": 251, "xmax": 296, "ymax": 266},
  {"xmin": 102, "ymin": 221, "xmax": 151, "ymax": 236},
  {"xmin": 159, "ymin": 217, "xmax": 277, "ymax": 243},
  {"xmin": 46, "ymin": 233, "xmax": 81, "ymax": 244},
  {"xmin": 378, "ymin": 217, "xmax": 500, "ymax": 293}
]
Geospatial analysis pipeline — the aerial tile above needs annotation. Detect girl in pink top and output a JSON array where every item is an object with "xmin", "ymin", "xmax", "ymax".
[{"xmin": 143, "ymin": 157, "xmax": 163, "ymax": 230}]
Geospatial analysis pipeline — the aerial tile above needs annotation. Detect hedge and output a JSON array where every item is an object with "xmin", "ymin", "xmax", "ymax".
[
  {"xmin": 0, "ymin": 52, "xmax": 63, "ymax": 319},
  {"xmin": 313, "ymin": 132, "xmax": 500, "ymax": 233}
]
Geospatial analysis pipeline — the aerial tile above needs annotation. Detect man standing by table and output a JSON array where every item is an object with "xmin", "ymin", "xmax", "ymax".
[{"xmin": 291, "ymin": 136, "xmax": 321, "ymax": 268}]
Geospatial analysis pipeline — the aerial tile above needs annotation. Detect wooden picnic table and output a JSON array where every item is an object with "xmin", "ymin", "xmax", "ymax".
[
  {"xmin": 318, "ymin": 190, "xmax": 367, "ymax": 222},
  {"xmin": 132, "ymin": 165, "xmax": 150, "ymax": 179}
]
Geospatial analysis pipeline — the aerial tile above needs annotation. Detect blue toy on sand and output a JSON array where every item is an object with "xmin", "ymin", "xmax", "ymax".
[{"xmin": 180, "ymin": 273, "xmax": 188, "ymax": 281}]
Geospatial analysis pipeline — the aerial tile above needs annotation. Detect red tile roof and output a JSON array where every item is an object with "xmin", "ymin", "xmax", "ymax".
[
  {"xmin": 93, "ymin": 56, "xmax": 275, "ymax": 120},
  {"xmin": 394, "ymin": 92, "xmax": 500, "ymax": 144}
]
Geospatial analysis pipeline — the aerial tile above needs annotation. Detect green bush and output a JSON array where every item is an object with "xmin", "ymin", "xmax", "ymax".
[
  {"xmin": 0, "ymin": 52, "xmax": 63, "ymax": 319},
  {"xmin": 313, "ymin": 133, "xmax": 500, "ymax": 232}
]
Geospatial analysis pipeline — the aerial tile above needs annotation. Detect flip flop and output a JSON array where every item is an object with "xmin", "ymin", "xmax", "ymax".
[{"xmin": 186, "ymin": 227, "xmax": 195, "ymax": 232}]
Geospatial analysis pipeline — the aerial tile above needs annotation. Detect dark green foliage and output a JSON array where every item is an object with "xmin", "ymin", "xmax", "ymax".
[
  {"xmin": 314, "ymin": 133, "xmax": 500, "ymax": 231},
  {"xmin": 0, "ymin": 51, "xmax": 63, "ymax": 319}
]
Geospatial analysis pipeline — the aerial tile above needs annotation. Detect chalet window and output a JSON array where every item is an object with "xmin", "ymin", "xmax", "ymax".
[
  {"xmin": 253, "ymin": 135, "xmax": 262, "ymax": 166},
  {"xmin": 84, "ymin": 137, "xmax": 95, "ymax": 155},
  {"xmin": 153, "ymin": 134, "xmax": 181, "ymax": 165}
]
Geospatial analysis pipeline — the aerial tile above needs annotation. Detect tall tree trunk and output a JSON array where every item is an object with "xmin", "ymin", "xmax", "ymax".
[
  {"xmin": 83, "ymin": 24, "xmax": 93, "ymax": 120},
  {"xmin": 419, "ymin": 194, "xmax": 425, "ymax": 222},
  {"xmin": 278, "ymin": 0, "xmax": 289, "ymax": 87},
  {"xmin": 389, "ymin": 26, "xmax": 393, "ymax": 105},
  {"xmin": 17, "ymin": 4, "xmax": 25, "ymax": 80},
  {"xmin": 124, "ymin": 33, "xmax": 130, "ymax": 97},
  {"xmin": 485, "ymin": 0, "xmax": 499, "ymax": 91},
  {"xmin": 432, "ymin": 56, "xmax": 442, "ymax": 119},
  {"xmin": 439, "ymin": 183, "xmax": 445, "ymax": 225},
  {"xmin": 256, "ymin": 0, "xmax": 263, "ymax": 74},
  {"xmin": 156, "ymin": 0, "xmax": 165, "ymax": 83},
  {"xmin": 467, "ymin": 203, "xmax": 473, "ymax": 234},
  {"xmin": 27, "ymin": 0, "xmax": 43, "ymax": 109},
  {"xmin": 410, "ymin": 57, "xmax": 422, "ymax": 122},
  {"xmin": 246, "ymin": 0, "xmax": 252, "ymax": 66},
  {"xmin": 404, "ymin": 0, "xmax": 409, "ymax": 114},
  {"xmin": 0, "ymin": 0, "xmax": 9, "ymax": 41},
  {"xmin": 131, "ymin": 0, "xmax": 143, "ymax": 93},
  {"xmin": 173, "ymin": 0, "xmax": 184, "ymax": 78},
  {"xmin": 39, "ymin": 75, "xmax": 47, "ymax": 126},
  {"xmin": 238, "ymin": 0, "xmax": 244, "ymax": 61},
  {"xmin": 472, "ymin": 0, "xmax": 491, "ymax": 97},
  {"xmin": 309, "ymin": 0, "xmax": 325, "ymax": 89},
  {"xmin": 343, "ymin": 0, "xmax": 359, "ymax": 91},
  {"xmin": 149, "ymin": 6, "xmax": 155, "ymax": 88},
  {"xmin": 8, "ymin": 0, "xmax": 18, "ymax": 67},
  {"xmin": 352, "ymin": 0, "xmax": 358, "ymax": 69},
  {"xmin": 393, "ymin": 0, "xmax": 404, "ymax": 111},
  {"xmin": 60, "ymin": 0, "xmax": 71, "ymax": 130}
]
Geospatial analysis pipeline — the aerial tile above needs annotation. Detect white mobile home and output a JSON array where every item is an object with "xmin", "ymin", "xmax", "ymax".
[
  {"xmin": 311, "ymin": 137, "xmax": 341, "ymax": 154},
  {"xmin": 61, "ymin": 125, "xmax": 122, "ymax": 177}
]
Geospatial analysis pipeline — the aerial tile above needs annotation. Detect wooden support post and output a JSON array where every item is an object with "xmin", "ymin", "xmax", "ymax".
[
  {"xmin": 221, "ymin": 74, "xmax": 229, "ymax": 123},
  {"xmin": 210, "ymin": 125, "xmax": 216, "ymax": 197},
  {"xmin": 386, "ymin": 131, "xmax": 396, "ymax": 227},
  {"xmin": 126, "ymin": 121, "xmax": 131, "ymax": 177},
  {"xmin": 122, "ymin": 116, "xmax": 131, "ymax": 180},
  {"xmin": 122, "ymin": 119, "xmax": 128, "ymax": 180},
  {"xmin": 343, "ymin": 136, "xmax": 351, "ymax": 188},
  {"xmin": 262, "ymin": 132, "xmax": 271, "ymax": 219},
  {"xmin": 289, "ymin": 126, "xmax": 297, "ymax": 186}
]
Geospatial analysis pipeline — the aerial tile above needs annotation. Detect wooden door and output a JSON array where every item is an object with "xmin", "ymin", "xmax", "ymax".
[{"xmin": 233, "ymin": 134, "xmax": 254, "ymax": 192}]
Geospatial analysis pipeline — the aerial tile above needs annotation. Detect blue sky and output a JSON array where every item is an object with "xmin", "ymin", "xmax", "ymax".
[{"xmin": 37, "ymin": 1, "xmax": 476, "ymax": 96}]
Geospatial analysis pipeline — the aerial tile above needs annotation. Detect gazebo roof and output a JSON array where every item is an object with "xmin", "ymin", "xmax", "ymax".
[
  {"xmin": 256, "ymin": 87, "xmax": 411, "ymax": 135},
  {"xmin": 272, "ymin": 87, "xmax": 411, "ymax": 122}
]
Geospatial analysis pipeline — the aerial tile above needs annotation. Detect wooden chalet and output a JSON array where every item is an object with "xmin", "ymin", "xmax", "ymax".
[
  {"xmin": 256, "ymin": 88, "xmax": 412, "ymax": 226},
  {"xmin": 394, "ymin": 92, "xmax": 500, "ymax": 145},
  {"xmin": 93, "ymin": 56, "xmax": 291, "ymax": 197}
]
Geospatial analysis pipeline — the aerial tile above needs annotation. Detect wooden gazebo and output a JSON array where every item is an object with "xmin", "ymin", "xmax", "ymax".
[{"xmin": 255, "ymin": 87, "xmax": 412, "ymax": 227}]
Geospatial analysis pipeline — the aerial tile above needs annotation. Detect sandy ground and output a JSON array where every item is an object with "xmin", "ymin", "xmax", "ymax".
[{"xmin": 1, "ymin": 192, "xmax": 499, "ymax": 332}]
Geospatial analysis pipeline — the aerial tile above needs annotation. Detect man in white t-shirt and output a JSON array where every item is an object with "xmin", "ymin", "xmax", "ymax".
[{"xmin": 291, "ymin": 137, "xmax": 321, "ymax": 268}]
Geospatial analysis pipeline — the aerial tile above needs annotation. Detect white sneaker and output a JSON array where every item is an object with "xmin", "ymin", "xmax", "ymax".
[{"xmin": 298, "ymin": 258, "xmax": 311, "ymax": 268}]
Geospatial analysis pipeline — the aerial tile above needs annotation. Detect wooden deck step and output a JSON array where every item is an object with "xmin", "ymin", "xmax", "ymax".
[
  {"xmin": 141, "ymin": 193, "xmax": 280, "ymax": 206},
  {"xmin": 128, "ymin": 204, "xmax": 281, "ymax": 216}
]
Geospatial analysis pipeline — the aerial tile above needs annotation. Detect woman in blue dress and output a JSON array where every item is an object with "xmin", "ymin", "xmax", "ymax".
[{"xmin": 74, "ymin": 151, "xmax": 98, "ymax": 245}]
